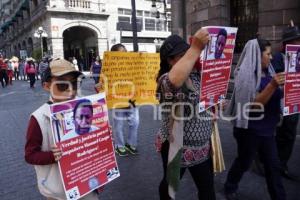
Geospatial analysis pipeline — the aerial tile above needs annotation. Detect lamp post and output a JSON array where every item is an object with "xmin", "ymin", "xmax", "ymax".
[
  {"xmin": 131, "ymin": 0, "xmax": 138, "ymax": 52},
  {"xmin": 34, "ymin": 26, "xmax": 48, "ymax": 58}
]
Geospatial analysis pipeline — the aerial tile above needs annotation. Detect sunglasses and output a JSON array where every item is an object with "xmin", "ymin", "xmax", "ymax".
[{"xmin": 54, "ymin": 80, "xmax": 81, "ymax": 92}]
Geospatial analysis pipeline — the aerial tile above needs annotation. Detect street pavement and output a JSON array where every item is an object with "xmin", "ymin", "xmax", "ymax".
[{"xmin": 0, "ymin": 79, "xmax": 299, "ymax": 200}]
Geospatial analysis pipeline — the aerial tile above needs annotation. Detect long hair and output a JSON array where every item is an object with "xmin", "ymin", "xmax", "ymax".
[{"xmin": 156, "ymin": 58, "xmax": 170, "ymax": 82}]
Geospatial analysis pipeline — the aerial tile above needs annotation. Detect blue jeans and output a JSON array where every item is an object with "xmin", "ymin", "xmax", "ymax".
[{"xmin": 113, "ymin": 107, "xmax": 139, "ymax": 148}]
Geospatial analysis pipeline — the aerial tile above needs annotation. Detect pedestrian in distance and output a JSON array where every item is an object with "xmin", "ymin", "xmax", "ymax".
[
  {"xmin": 90, "ymin": 56, "xmax": 102, "ymax": 84},
  {"xmin": 24, "ymin": 58, "xmax": 99, "ymax": 200},
  {"xmin": 19, "ymin": 59, "xmax": 26, "ymax": 81},
  {"xmin": 25, "ymin": 58, "xmax": 37, "ymax": 88},
  {"xmin": 11, "ymin": 56, "xmax": 19, "ymax": 81},
  {"xmin": 224, "ymin": 38, "xmax": 286, "ymax": 200},
  {"xmin": 5, "ymin": 59, "xmax": 13, "ymax": 85},
  {"xmin": 156, "ymin": 29, "xmax": 216, "ymax": 200},
  {"xmin": 0, "ymin": 57, "xmax": 8, "ymax": 88},
  {"xmin": 39, "ymin": 57, "xmax": 50, "ymax": 79}
]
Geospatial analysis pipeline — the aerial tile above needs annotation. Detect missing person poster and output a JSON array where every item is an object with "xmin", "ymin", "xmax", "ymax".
[
  {"xmin": 199, "ymin": 26, "xmax": 238, "ymax": 112},
  {"xmin": 50, "ymin": 93, "xmax": 119, "ymax": 200},
  {"xmin": 283, "ymin": 45, "xmax": 300, "ymax": 116},
  {"xmin": 101, "ymin": 52, "xmax": 160, "ymax": 109}
]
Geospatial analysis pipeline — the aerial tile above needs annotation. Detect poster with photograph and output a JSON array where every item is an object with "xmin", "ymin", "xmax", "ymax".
[
  {"xmin": 199, "ymin": 26, "xmax": 238, "ymax": 112},
  {"xmin": 283, "ymin": 45, "xmax": 300, "ymax": 116},
  {"xmin": 50, "ymin": 93, "xmax": 119, "ymax": 200}
]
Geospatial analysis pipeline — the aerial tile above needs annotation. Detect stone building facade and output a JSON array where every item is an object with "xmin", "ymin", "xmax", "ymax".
[
  {"xmin": 172, "ymin": 0, "xmax": 300, "ymax": 52},
  {"xmin": 0, "ymin": 0, "xmax": 171, "ymax": 70}
]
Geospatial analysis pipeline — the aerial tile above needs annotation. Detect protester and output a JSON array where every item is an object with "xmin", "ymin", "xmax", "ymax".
[
  {"xmin": 24, "ymin": 58, "xmax": 99, "ymax": 200},
  {"xmin": 0, "ymin": 57, "xmax": 8, "ymax": 87},
  {"xmin": 25, "ymin": 58, "xmax": 37, "ymax": 88},
  {"xmin": 90, "ymin": 56, "xmax": 102, "ymax": 84},
  {"xmin": 110, "ymin": 43, "xmax": 140, "ymax": 156},
  {"xmin": 224, "ymin": 39, "xmax": 286, "ymax": 200},
  {"xmin": 156, "ymin": 30, "xmax": 216, "ymax": 200},
  {"xmin": 271, "ymin": 25, "xmax": 300, "ymax": 180}
]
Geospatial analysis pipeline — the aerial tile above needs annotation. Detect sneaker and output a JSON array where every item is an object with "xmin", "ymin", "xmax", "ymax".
[
  {"xmin": 115, "ymin": 147, "xmax": 128, "ymax": 157},
  {"xmin": 125, "ymin": 144, "xmax": 138, "ymax": 155}
]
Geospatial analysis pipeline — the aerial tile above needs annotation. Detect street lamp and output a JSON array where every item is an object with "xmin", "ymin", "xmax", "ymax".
[{"xmin": 34, "ymin": 26, "xmax": 48, "ymax": 58}]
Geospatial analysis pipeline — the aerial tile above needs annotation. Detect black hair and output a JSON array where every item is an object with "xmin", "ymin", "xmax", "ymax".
[
  {"xmin": 217, "ymin": 28, "xmax": 227, "ymax": 40},
  {"xmin": 156, "ymin": 59, "xmax": 171, "ymax": 82},
  {"xmin": 73, "ymin": 99, "xmax": 93, "ymax": 119},
  {"xmin": 257, "ymin": 39, "xmax": 271, "ymax": 53},
  {"xmin": 41, "ymin": 67, "xmax": 51, "ymax": 84},
  {"xmin": 111, "ymin": 43, "xmax": 126, "ymax": 51}
]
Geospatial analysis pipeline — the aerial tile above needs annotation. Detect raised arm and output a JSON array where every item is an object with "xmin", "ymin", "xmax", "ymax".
[{"xmin": 168, "ymin": 28, "xmax": 210, "ymax": 88}]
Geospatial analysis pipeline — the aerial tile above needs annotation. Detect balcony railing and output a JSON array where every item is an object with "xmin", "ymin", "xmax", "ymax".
[{"xmin": 67, "ymin": 0, "xmax": 91, "ymax": 9}]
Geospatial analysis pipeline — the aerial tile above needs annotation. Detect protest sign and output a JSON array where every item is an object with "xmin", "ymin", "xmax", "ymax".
[
  {"xmin": 50, "ymin": 93, "xmax": 119, "ymax": 200},
  {"xmin": 199, "ymin": 26, "xmax": 238, "ymax": 112},
  {"xmin": 101, "ymin": 52, "xmax": 160, "ymax": 109},
  {"xmin": 283, "ymin": 45, "xmax": 300, "ymax": 116}
]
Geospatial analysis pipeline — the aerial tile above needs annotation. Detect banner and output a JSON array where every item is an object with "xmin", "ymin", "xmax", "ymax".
[
  {"xmin": 101, "ymin": 52, "xmax": 160, "ymax": 109},
  {"xmin": 199, "ymin": 26, "xmax": 238, "ymax": 112},
  {"xmin": 283, "ymin": 45, "xmax": 300, "ymax": 116},
  {"xmin": 50, "ymin": 93, "xmax": 119, "ymax": 200}
]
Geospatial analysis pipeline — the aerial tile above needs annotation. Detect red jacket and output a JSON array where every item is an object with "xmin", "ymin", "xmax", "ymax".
[
  {"xmin": 25, "ymin": 63, "xmax": 36, "ymax": 74},
  {"xmin": 0, "ymin": 60, "xmax": 7, "ymax": 70}
]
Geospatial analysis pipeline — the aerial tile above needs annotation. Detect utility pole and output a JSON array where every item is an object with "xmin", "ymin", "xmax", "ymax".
[{"xmin": 131, "ymin": 0, "xmax": 138, "ymax": 52}]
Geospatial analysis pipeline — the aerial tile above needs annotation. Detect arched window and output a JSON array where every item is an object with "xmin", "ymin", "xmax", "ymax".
[{"xmin": 230, "ymin": 0, "xmax": 258, "ymax": 53}]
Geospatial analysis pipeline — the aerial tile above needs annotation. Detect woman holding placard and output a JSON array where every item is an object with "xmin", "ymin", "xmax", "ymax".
[{"xmin": 156, "ymin": 29, "xmax": 216, "ymax": 200}]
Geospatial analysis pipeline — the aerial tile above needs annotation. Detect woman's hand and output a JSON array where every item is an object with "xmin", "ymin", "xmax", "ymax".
[
  {"xmin": 191, "ymin": 28, "xmax": 210, "ymax": 51},
  {"xmin": 271, "ymin": 72, "xmax": 285, "ymax": 87},
  {"xmin": 51, "ymin": 145, "xmax": 63, "ymax": 162}
]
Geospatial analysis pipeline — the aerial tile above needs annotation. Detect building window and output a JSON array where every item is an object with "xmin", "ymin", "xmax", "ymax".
[
  {"xmin": 118, "ymin": 8, "xmax": 131, "ymax": 15},
  {"xmin": 230, "ymin": 0, "xmax": 258, "ymax": 53},
  {"xmin": 144, "ymin": 11, "xmax": 150, "ymax": 17},
  {"xmin": 137, "ymin": 10, "xmax": 143, "ymax": 16},
  {"xmin": 145, "ymin": 19, "xmax": 155, "ymax": 31},
  {"xmin": 156, "ymin": 20, "xmax": 165, "ymax": 31},
  {"xmin": 118, "ymin": 16, "xmax": 130, "ymax": 23},
  {"xmin": 118, "ymin": 8, "xmax": 123, "ymax": 15},
  {"xmin": 137, "ymin": 17, "xmax": 143, "ymax": 30}
]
